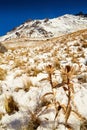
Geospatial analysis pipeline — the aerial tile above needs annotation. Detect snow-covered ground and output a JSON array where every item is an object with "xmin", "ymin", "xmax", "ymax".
[{"xmin": 0, "ymin": 15, "xmax": 87, "ymax": 130}]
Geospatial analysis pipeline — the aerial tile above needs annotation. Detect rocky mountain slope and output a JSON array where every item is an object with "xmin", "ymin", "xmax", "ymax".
[
  {"xmin": 0, "ymin": 15, "xmax": 87, "ymax": 130},
  {"xmin": 0, "ymin": 14, "xmax": 87, "ymax": 41}
]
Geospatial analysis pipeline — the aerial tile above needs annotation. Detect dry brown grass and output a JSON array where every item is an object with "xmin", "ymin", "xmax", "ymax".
[
  {"xmin": 0, "ymin": 68, "xmax": 7, "ymax": 80},
  {"xmin": 80, "ymin": 120, "xmax": 87, "ymax": 130},
  {"xmin": 82, "ymin": 41, "xmax": 87, "ymax": 48},
  {"xmin": 23, "ymin": 79, "xmax": 33, "ymax": 92},
  {"xmin": 0, "ymin": 112, "xmax": 5, "ymax": 120},
  {"xmin": 27, "ymin": 67, "xmax": 42, "ymax": 77},
  {"xmin": 27, "ymin": 112, "xmax": 41, "ymax": 130},
  {"xmin": 4, "ymin": 95, "xmax": 19, "ymax": 115},
  {"xmin": 14, "ymin": 59, "xmax": 25, "ymax": 68}
]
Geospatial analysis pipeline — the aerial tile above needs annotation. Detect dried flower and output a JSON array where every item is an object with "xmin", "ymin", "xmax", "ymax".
[{"xmin": 45, "ymin": 65, "xmax": 54, "ymax": 74}]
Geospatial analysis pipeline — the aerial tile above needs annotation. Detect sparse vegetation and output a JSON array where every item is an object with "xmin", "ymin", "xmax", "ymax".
[
  {"xmin": 0, "ymin": 112, "xmax": 4, "ymax": 120},
  {"xmin": 23, "ymin": 79, "xmax": 33, "ymax": 92},
  {"xmin": 0, "ymin": 68, "xmax": 7, "ymax": 80},
  {"xmin": 80, "ymin": 120, "xmax": 87, "ymax": 130},
  {"xmin": 4, "ymin": 95, "xmax": 19, "ymax": 115},
  {"xmin": 82, "ymin": 42, "xmax": 87, "ymax": 48},
  {"xmin": 27, "ymin": 111, "xmax": 41, "ymax": 130}
]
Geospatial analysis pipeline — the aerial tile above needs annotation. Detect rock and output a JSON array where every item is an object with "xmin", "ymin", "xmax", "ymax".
[{"xmin": 0, "ymin": 43, "xmax": 7, "ymax": 53}]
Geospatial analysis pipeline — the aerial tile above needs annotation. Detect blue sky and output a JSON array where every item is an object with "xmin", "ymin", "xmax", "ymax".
[{"xmin": 0, "ymin": 0, "xmax": 87, "ymax": 36}]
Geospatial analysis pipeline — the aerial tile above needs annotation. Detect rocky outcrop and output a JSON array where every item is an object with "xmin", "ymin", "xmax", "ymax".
[
  {"xmin": 0, "ymin": 43, "xmax": 7, "ymax": 53},
  {"xmin": 76, "ymin": 11, "xmax": 87, "ymax": 17}
]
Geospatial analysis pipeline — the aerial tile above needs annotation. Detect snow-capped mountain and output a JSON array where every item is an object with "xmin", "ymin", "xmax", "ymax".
[{"xmin": 0, "ymin": 14, "xmax": 87, "ymax": 41}]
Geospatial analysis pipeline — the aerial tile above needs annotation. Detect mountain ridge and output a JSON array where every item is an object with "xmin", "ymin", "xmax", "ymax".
[{"xmin": 0, "ymin": 14, "xmax": 87, "ymax": 42}]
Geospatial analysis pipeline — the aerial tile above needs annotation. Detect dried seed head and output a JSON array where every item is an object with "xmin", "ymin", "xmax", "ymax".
[
  {"xmin": 61, "ymin": 65, "xmax": 76, "ymax": 82},
  {"xmin": 65, "ymin": 65, "xmax": 71, "ymax": 73},
  {"xmin": 45, "ymin": 65, "xmax": 54, "ymax": 74}
]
